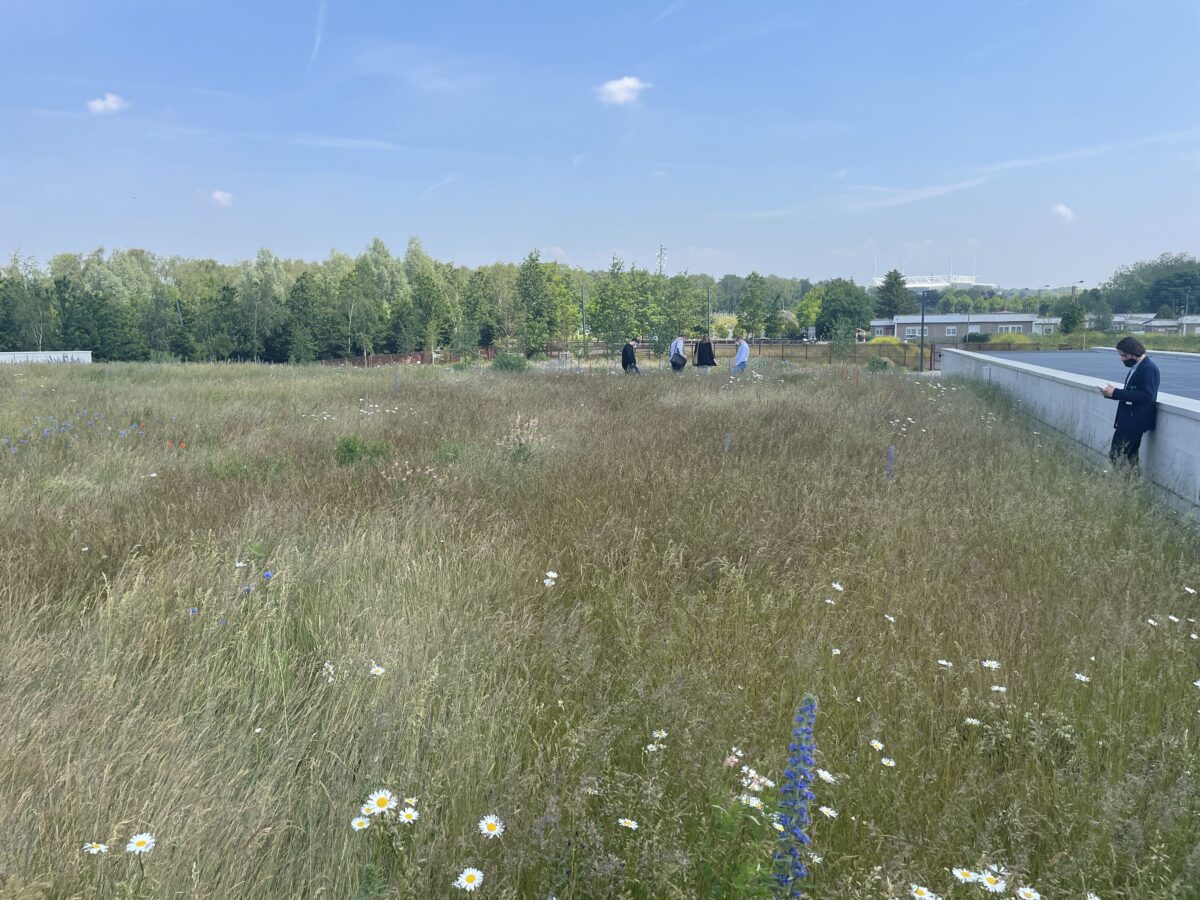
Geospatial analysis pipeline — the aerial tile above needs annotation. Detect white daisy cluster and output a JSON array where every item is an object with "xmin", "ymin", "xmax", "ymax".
[
  {"xmin": 354, "ymin": 788, "xmax": 419, "ymax": 829},
  {"xmin": 739, "ymin": 765, "xmax": 775, "ymax": 793},
  {"xmin": 82, "ymin": 833, "xmax": 155, "ymax": 857},
  {"xmin": 543, "ymin": 569, "xmax": 558, "ymax": 587},
  {"xmin": 645, "ymin": 727, "xmax": 668, "ymax": 752}
]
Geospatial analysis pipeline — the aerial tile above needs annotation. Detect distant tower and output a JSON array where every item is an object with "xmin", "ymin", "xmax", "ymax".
[{"xmin": 656, "ymin": 244, "xmax": 667, "ymax": 276}]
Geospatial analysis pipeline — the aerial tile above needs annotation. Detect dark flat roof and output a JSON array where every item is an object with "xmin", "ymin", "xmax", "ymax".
[{"xmin": 979, "ymin": 350, "xmax": 1200, "ymax": 401}]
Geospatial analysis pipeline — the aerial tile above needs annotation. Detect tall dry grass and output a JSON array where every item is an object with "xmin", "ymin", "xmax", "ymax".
[{"xmin": 0, "ymin": 361, "xmax": 1198, "ymax": 899}]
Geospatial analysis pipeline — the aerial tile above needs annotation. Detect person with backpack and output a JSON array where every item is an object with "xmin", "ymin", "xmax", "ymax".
[
  {"xmin": 621, "ymin": 338, "xmax": 640, "ymax": 374},
  {"xmin": 668, "ymin": 332, "xmax": 687, "ymax": 373}
]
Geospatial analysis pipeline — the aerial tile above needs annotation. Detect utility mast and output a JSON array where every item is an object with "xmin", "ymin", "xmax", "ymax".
[{"xmin": 656, "ymin": 244, "xmax": 667, "ymax": 276}]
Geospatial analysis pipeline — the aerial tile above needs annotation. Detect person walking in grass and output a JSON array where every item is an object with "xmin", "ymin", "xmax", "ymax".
[
  {"xmin": 621, "ymin": 338, "xmax": 640, "ymax": 374},
  {"xmin": 668, "ymin": 332, "xmax": 687, "ymax": 373},
  {"xmin": 1100, "ymin": 335, "xmax": 1159, "ymax": 469},
  {"xmin": 693, "ymin": 334, "xmax": 718, "ymax": 373},
  {"xmin": 731, "ymin": 335, "xmax": 750, "ymax": 373}
]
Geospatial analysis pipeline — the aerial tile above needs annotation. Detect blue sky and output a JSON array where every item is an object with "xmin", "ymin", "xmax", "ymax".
[{"xmin": 1, "ymin": 0, "xmax": 1197, "ymax": 286}]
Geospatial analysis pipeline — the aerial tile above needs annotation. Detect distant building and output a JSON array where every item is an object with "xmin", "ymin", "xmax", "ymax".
[
  {"xmin": 870, "ymin": 313, "xmax": 1035, "ymax": 342},
  {"xmin": 1145, "ymin": 318, "xmax": 1180, "ymax": 334},
  {"xmin": 1180, "ymin": 315, "xmax": 1200, "ymax": 336},
  {"xmin": 1032, "ymin": 316, "xmax": 1062, "ymax": 335},
  {"xmin": 871, "ymin": 274, "xmax": 997, "ymax": 292},
  {"xmin": 1110, "ymin": 313, "xmax": 1155, "ymax": 333}
]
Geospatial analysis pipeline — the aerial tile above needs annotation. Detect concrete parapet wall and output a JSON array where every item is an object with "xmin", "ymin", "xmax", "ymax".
[{"xmin": 942, "ymin": 349, "xmax": 1200, "ymax": 522}]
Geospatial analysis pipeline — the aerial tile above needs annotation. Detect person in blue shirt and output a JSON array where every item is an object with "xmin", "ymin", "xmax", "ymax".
[
  {"xmin": 668, "ymin": 332, "xmax": 687, "ymax": 373},
  {"xmin": 1100, "ymin": 336, "xmax": 1160, "ymax": 468},
  {"xmin": 731, "ymin": 336, "xmax": 750, "ymax": 373}
]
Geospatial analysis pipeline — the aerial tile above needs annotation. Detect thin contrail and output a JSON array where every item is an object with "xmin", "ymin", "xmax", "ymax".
[{"xmin": 309, "ymin": 0, "xmax": 327, "ymax": 64}]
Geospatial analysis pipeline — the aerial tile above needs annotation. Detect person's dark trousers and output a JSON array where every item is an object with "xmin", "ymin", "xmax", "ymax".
[
  {"xmin": 1109, "ymin": 428, "xmax": 1143, "ymax": 468},
  {"xmin": 623, "ymin": 363, "xmax": 639, "ymax": 374}
]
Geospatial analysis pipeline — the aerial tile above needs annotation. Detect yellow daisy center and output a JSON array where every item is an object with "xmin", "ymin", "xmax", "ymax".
[
  {"xmin": 375, "ymin": 798, "xmax": 388, "ymax": 808},
  {"xmin": 487, "ymin": 823, "xmax": 496, "ymax": 831},
  {"xmin": 135, "ymin": 840, "xmax": 147, "ymax": 848},
  {"xmin": 465, "ymin": 874, "xmax": 477, "ymax": 884}
]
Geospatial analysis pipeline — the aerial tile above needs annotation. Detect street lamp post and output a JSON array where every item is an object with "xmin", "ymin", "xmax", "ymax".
[{"xmin": 919, "ymin": 289, "xmax": 932, "ymax": 372}]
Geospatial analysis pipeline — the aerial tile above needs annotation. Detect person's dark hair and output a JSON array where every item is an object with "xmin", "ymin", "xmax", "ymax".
[
  {"xmin": 1115, "ymin": 336, "xmax": 1145, "ymax": 356},
  {"xmin": 700, "ymin": 335, "xmax": 711, "ymax": 345}
]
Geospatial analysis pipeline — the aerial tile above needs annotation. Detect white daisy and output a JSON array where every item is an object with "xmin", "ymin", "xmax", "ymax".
[
  {"xmin": 831, "ymin": 582, "xmax": 844, "ymax": 591},
  {"xmin": 909, "ymin": 885, "xmax": 940, "ymax": 899},
  {"xmin": 869, "ymin": 739, "xmax": 884, "ymax": 751},
  {"xmin": 1193, "ymin": 679, "xmax": 1200, "ymax": 689},
  {"xmin": 399, "ymin": 807, "xmax": 419, "ymax": 824},
  {"xmin": 651, "ymin": 729, "xmax": 668, "ymax": 740},
  {"xmin": 351, "ymin": 817, "xmax": 370, "ymax": 831},
  {"xmin": 546, "ymin": 570, "xmax": 558, "ymax": 579},
  {"xmin": 454, "ymin": 868, "xmax": 484, "ymax": 892},
  {"xmin": 366, "ymin": 789, "xmax": 397, "ymax": 815},
  {"xmin": 1085, "ymin": 893, "xmax": 1100, "ymax": 900},
  {"xmin": 1185, "ymin": 587, "xmax": 1196, "ymax": 594},
  {"xmin": 1015, "ymin": 888, "xmax": 1040, "ymax": 900},
  {"xmin": 1075, "ymin": 673, "xmax": 1091, "ymax": 683},
  {"xmin": 83, "ymin": 841, "xmax": 108, "ymax": 855},
  {"xmin": 618, "ymin": 818, "xmax": 638, "ymax": 830},
  {"xmin": 404, "ymin": 796, "xmax": 418, "ymax": 806},
  {"xmin": 937, "ymin": 659, "xmax": 953, "ymax": 668},
  {"xmin": 478, "ymin": 814, "xmax": 504, "ymax": 838},
  {"xmin": 1168, "ymin": 615, "xmax": 1181, "ymax": 623},
  {"xmin": 884, "ymin": 614, "xmax": 896, "ymax": 623},
  {"xmin": 981, "ymin": 659, "xmax": 1001, "ymax": 670},
  {"xmin": 977, "ymin": 871, "xmax": 1006, "ymax": 892},
  {"xmin": 881, "ymin": 757, "xmax": 896, "ymax": 767},
  {"xmin": 964, "ymin": 717, "xmax": 982, "ymax": 726},
  {"xmin": 1147, "ymin": 618, "xmax": 1158, "ymax": 626},
  {"xmin": 738, "ymin": 793, "xmax": 765, "ymax": 810},
  {"xmin": 543, "ymin": 578, "xmax": 556, "ymax": 587},
  {"xmin": 816, "ymin": 768, "xmax": 837, "ymax": 784},
  {"xmin": 126, "ymin": 833, "xmax": 155, "ymax": 854},
  {"xmin": 818, "ymin": 806, "xmax": 837, "ymax": 818},
  {"xmin": 951, "ymin": 867, "xmax": 977, "ymax": 883},
  {"xmin": 831, "ymin": 648, "xmax": 841, "ymax": 656},
  {"xmin": 991, "ymin": 685, "xmax": 1008, "ymax": 693},
  {"xmin": 370, "ymin": 663, "xmax": 386, "ymax": 677}
]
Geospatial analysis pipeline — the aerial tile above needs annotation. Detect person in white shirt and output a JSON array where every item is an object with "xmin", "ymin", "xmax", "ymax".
[
  {"xmin": 731, "ymin": 336, "xmax": 750, "ymax": 373},
  {"xmin": 668, "ymin": 332, "xmax": 687, "ymax": 373}
]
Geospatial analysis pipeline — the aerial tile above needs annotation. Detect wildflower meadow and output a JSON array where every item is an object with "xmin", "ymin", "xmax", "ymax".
[{"xmin": 1, "ymin": 360, "xmax": 1198, "ymax": 898}]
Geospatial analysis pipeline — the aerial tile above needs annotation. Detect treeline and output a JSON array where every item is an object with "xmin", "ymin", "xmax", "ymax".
[
  {"xmin": 1, "ymin": 241, "xmax": 1195, "ymax": 361},
  {"xmin": 0, "ymin": 239, "xmax": 816, "ymax": 361}
]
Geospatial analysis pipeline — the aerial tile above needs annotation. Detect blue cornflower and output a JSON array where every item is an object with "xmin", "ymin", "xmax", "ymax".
[
  {"xmin": 187, "ymin": 607, "xmax": 199, "ymax": 617},
  {"xmin": 775, "ymin": 695, "xmax": 818, "ymax": 897},
  {"xmin": 242, "ymin": 585, "xmax": 254, "ymax": 594},
  {"xmin": 42, "ymin": 428, "xmax": 51, "ymax": 437},
  {"xmin": 262, "ymin": 570, "xmax": 273, "ymax": 580}
]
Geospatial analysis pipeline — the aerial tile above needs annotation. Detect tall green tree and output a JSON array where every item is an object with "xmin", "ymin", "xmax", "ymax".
[
  {"xmin": 814, "ymin": 278, "xmax": 873, "ymax": 338},
  {"xmin": 590, "ymin": 257, "xmax": 640, "ymax": 349},
  {"xmin": 874, "ymin": 269, "xmax": 916, "ymax": 318},
  {"xmin": 736, "ymin": 271, "xmax": 768, "ymax": 337}
]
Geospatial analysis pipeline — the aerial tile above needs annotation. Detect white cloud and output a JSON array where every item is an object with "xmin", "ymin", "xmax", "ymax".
[
  {"xmin": 86, "ymin": 92, "xmax": 128, "ymax": 114},
  {"xmin": 211, "ymin": 190, "xmax": 234, "ymax": 207},
  {"xmin": 1051, "ymin": 202, "xmax": 1075, "ymax": 222},
  {"xmin": 539, "ymin": 245, "xmax": 570, "ymax": 263},
  {"xmin": 597, "ymin": 76, "xmax": 650, "ymax": 105}
]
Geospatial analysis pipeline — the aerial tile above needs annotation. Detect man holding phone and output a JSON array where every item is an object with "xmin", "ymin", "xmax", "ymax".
[{"xmin": 1099, "ymin": 336, "xmax": 1160, "ymax": 468}]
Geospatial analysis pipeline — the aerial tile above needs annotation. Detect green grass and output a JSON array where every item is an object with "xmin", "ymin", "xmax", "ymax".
[{"xmin": 1, "ymin": 362, "xmax": 1198, "ymax": 899}]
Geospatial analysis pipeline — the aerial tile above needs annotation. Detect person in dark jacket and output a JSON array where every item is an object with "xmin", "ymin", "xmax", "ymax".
[
  {"xmin": 1100, "ymin": 336, "xmax": 1159, "ymax": 468},
  {"xmin": 621, "ymin": 338, "xmax": 640, "ymax": 374},
  {"xmin": 693, "ymin": 334, "xmax": 718, "ymax": 372}
]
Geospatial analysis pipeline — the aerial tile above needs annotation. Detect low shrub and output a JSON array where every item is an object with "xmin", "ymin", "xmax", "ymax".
[
  {"xmin": 335, "ymin": 435, "xmax": 389, "ymax": 465},
  {"xmin": 492, "ymin": 352, "xmax": 529, "ymax": 372},
  {"xmin": 866, "ymin": 356, "xmax": 895, "ymax": 372},
  {"xmin": 869, "ymin": 335, "xmax": 901, "ymax": 344}
]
